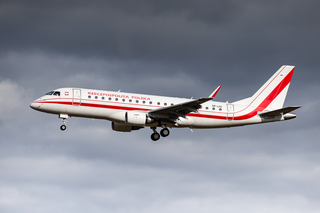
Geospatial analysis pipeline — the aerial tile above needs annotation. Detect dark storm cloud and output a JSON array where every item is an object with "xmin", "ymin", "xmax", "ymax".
[{"xmin": 1, "ymin": 0, "xmax": 320, "ymax": 68}]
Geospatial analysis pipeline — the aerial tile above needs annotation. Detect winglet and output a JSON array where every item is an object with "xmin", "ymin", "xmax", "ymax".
[{"xmin": 209, "ymin": 86, "xmax": 221, "ymax": 98}]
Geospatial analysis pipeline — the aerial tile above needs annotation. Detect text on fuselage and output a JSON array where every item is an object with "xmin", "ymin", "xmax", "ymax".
[{"xmin": 88, "ymin": 92, "xmax": 151, "ymax": 100}]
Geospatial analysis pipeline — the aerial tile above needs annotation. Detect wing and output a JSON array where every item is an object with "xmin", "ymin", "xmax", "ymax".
[{"xmin": 148, "ymin": 97, "xmax": 213, "ymax": 124}]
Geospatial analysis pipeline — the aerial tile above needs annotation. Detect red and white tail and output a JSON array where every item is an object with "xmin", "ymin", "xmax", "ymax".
[{"xmin": 236, "ymin": 65, "xmax": 295, "ymax": 111}]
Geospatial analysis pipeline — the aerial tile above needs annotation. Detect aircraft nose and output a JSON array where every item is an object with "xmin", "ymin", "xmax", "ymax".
[{"xmin": 30, "ymin": 101, "xmax": 41, "ymax": 110}]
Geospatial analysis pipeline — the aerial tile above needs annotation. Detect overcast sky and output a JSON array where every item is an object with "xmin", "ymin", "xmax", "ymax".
[{"xmin": 1, "ymin": 1, "xmax": 320, "ymax": 212}]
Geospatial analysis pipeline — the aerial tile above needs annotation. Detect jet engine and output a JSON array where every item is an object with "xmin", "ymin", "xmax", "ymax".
[
  {"xmin": 112, "ymin": 122, "xmax": 144, "ymax": 132},
  {"xmin": 125, "ymin": 111, "xmax": 154, "ymax": 125}
]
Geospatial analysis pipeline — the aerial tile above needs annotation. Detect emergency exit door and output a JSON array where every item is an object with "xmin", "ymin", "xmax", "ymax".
[
  {"xmin": 72, "ymin": 89, "xmax": 81, "ymax": 106},
  {"xmin": 227, "ymin": 103, "xmax": 234, "ymax": 121}
]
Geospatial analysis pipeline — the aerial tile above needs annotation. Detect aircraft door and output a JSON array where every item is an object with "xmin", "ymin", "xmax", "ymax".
[
  {"xmin": 72, "ymin": 89, "xmax": 81, "ymax": 106},
  {"xmin": 227, "ymin": 103, "xmax": 234, "ymax": 121}
]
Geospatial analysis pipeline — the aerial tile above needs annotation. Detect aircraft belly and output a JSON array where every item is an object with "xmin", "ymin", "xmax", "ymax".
[
  {"xmin": 68, "ymin": 105, "xmax": 117, "ymax": 120},
  {"xmin": 191, "ymin": 117, "xmax": 229, "ymax": 128},
  {"xmin": 190, "ymin": 115, "xmax": 261, "ymax": 128}
]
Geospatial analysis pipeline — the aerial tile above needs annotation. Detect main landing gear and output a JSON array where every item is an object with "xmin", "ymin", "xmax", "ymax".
[{"xmin": 150, "ymin": 127, "xmax": 170, "ymax": 141}]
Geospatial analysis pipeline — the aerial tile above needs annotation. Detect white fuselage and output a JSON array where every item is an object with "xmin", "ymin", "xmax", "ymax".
[{"xmin": 30, "ymin": 87, "xmax": 278, "ymax": 129}]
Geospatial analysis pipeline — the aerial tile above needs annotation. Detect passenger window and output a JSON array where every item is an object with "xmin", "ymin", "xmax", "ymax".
[
  {"xmin": 136, "ymin": 100, "xmax": 139, "ymax": 103},
  {"xmin": 108, "ymin": 97, "xmax": 112, "ymax": 101},
  {"xmin": 115, "ymin": 98, "xmax": 118, "ymax": 101},
  {"xmin": 95, "ymin": 96, "xmax": 98, "ymax": 99},
  {"xmin": 164, "ymin": 103, "xmax": 167, "ymax": 106},
  {"xmin": 102, "ymin": 97, "xmax": 105, "ymax": 100},
  {"xmin": 142, "ymin": 101, "xmax": 146, "ymax": 104},
  {"xmin": 157, "ymin": 102, "xmax": 160, "ymax": 105},
  {"xmin": 88, "ymin": 95, "xmax": 91, "ymax": 99},
  {"xmin": 206, "ymin": 107, "xmax": 208, "ymax": 110},
  {"xmin": 122, "ymin": 99, "xmax": 125, "ymax": 102},
  {"xmin": 129, "ymin": 99, "xmax": 132, "ymax": 102},
  {"xmin": 171, "ymin": 103, "xmax": 174, "ymax": 106},
  {"xmin": 149, "ymin": 101, "xmax": 152, "ymax": 104}
]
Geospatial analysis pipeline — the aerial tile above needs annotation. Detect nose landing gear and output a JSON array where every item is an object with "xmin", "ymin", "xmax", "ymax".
[{"xmin": 59, "ymin": 114, "xmax": 68, "ymax": 131}]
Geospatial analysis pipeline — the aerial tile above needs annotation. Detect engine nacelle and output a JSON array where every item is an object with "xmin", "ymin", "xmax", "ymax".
[
  {"xmin": 112, "ymin": 122, "xmax": 143, "ymax": 132},
  {"xmin": 125, "ymin": 111, "xmax": 154, "ymax": 125}
]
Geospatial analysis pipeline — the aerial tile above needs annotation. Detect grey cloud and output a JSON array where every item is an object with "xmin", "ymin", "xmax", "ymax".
[{"xmin": 1, "ymin": 0, "xmax": 320, "ymax": 72}]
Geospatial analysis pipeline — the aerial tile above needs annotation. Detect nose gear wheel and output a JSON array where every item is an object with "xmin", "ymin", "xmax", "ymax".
[{"xmin": 60, "ymin": 125, "xmax": 67, "ymax": 131}]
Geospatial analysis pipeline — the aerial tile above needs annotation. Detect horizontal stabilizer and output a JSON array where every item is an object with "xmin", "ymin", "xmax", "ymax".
[{"xmin": 259, "ymin": 106, "xmax": 301, "ymax": 116}]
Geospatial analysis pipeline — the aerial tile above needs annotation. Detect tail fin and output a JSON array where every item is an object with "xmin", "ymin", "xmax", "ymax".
[
  {"xmin": 234, "ymin": 65, "xmax": 295, "ymax": 111},
  {"xmin": 251, "ymin": 65, "xmax": 295, "ymax": 110}
]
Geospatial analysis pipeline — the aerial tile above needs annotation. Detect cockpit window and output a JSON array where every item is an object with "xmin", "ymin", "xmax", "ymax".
[
  {"xmin": 45, "ymin": 91, "xmax": 54, "ymax": 95},
  {"xmin": 53, "ymin": 91, "xmax": 60, "ymax": 96},
  {"xmin": 45, "ymin": 91, "xmax": 60, "ymax": 96}
]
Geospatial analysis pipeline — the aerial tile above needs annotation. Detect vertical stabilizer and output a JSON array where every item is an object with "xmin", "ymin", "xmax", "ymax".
[{"xmin": 249, "ymin": 65, "xmax": 295, "ymax": 111}]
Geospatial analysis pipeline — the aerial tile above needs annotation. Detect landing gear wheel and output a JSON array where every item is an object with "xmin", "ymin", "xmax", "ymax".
[
  {"xmin": 160, "ymin": 128, "xmax": 170, "ymax": 137},
  {"xmin": 60, "ymin": 125, "xmax": 67, "ymax": 131},
  {"xmin": 151, "ymin": 132, "xmax": 160, "ymax": 141}
]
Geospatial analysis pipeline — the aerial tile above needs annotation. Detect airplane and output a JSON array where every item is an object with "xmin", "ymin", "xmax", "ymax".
[{"xmin": 30, "ymin": 65, "xmax": 300, "ymax": 141}]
